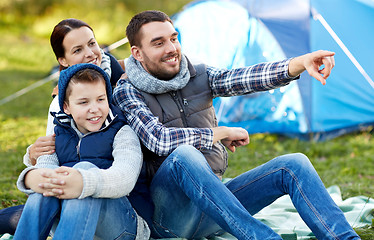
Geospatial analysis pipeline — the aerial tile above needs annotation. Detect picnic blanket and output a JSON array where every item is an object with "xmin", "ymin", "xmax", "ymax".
[{"xmin": 1, "ymin": 185, "xmax": 372, "ymax": 240}]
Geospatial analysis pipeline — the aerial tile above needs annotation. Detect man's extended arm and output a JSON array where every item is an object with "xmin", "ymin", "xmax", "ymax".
[
  {"xmin": 208, "ymin": 50, "xmax": 335, "ymax": 98},
  {"xmin": 208, "ymin": 59, "xmax": 295, "ymax": 98}
]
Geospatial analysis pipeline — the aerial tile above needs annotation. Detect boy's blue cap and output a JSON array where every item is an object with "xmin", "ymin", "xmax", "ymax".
[{"xmin": 58, "ymin": 63, "xmax": 112, "ymax": 112}]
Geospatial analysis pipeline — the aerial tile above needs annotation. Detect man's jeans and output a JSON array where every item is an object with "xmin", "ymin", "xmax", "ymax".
[
  {"xmin": 150, "ymin": 145, "xmax": 360, "ymax": 240},
  {"xmin": 14, "ymin": 162, "xmax": 138, "ymax": 240}
]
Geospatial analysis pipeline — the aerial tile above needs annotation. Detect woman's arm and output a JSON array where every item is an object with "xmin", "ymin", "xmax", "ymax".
[{"xmin": 24, "ymin": 97, "xmax": 58, "ymax": 166}]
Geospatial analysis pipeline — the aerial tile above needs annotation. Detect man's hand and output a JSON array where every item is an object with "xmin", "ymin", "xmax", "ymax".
[
  {"xmin": 289, "ymin": 50, "xmax": 335, "ymax": 85},
  {"xmin": 213, "ymin": 126, "xmax": 250, "ymax": 152},
  {"xmin": 29, "ymin": 134, "xmax": 56, "ymax": 165}
]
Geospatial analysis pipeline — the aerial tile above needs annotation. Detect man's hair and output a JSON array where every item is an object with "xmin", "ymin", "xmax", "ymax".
[
  {"xmin": 65, "ymin": 68, "xmax": 105, "ymax": 103},
  {"xmin": 126, "ymin": 10, "xmax": 173, "ymax": 47}
]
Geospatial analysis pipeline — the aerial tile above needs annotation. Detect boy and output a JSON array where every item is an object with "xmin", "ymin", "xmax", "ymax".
[{"xmin": 14, "ymin": 63, "xmax": 149, "ymax": 240}]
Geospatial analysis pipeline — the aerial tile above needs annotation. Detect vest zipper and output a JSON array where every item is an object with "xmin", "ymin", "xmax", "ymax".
[
  {"xmin": 76, "ymin": 130, "xmax": 96, "ymax": 160},
  {"xmin": 171, "ymin": 91, "xmax": 188, "ymax": 127},
  {"xmin": 77, "ymin": 138, "xmax": 81, "ymax": 159}
]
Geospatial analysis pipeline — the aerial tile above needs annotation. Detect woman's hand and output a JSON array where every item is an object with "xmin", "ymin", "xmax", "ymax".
[{"xmin": 29, "ymin": 134, "xmax": 56, "ymax": 165}]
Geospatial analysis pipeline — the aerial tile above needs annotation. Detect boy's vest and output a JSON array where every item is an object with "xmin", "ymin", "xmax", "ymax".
[
  {"xmin": 139, "ymin": 61, "xmax": 228, "ymax": 179},
  {"xmin": 52, "ymin": 105, "xmax": 126, "ymax": 169}
]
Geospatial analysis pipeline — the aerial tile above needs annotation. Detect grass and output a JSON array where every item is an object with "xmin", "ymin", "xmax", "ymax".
[
  {"xmin": 224, "ymin": 131, "xmax": 374, "ymax": 199},
  {"xmin": 0, "ymin": 7, "xmax": 373, "ymax": 239}
]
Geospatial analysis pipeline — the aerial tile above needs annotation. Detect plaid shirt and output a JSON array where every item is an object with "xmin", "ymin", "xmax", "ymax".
[{"xmin": 113, "ymin": 58, "xmax": 295, "ymax": 156}]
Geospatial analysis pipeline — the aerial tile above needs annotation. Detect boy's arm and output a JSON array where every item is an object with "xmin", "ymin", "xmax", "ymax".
[
  {"xmin": 75, "ymin": 125, "xmax": 143, "ymax": 199},
  {"xmin": 17, "ymin": 153, "xmax": 60, "ymax": 194}
]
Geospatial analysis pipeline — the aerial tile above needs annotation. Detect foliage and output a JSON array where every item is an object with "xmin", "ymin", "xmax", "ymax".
[
  {"xmin": 0, "ymin": 0, "xmax": 192, "ymax": 44},
  {"xmin": 0, "ymin": 0, "xmax": 190, "ymax": 17}
]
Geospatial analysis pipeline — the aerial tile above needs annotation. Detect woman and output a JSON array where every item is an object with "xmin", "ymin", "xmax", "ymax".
[
  {"xmin": 27, "ymin": 18, "xmax": 125, "ymax": 165},
  {"xmin": 0, "ymin": 19, "xmax": 145, "ymax": 237}
]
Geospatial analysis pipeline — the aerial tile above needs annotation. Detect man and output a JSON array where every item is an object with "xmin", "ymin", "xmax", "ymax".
[{"xmin": 113, "ymin": 10, "xmax": 360, "ymax": 240}]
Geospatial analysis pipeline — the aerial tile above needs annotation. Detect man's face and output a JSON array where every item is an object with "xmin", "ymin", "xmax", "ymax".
[{"xmin": 131, "ymin": 21, "xmax": 182, "ymax": 80}]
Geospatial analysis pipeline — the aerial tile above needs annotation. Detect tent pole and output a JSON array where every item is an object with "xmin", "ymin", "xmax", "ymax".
[
  {"xmin": 0, "ymin": 37, "xmax": 129, "ymax": 106},
  {"xmin": 311, "ymin": 8, "xmax": 374, "ymax": 90},
  {"xmin": 103, "ymin": 37, "xmax": 128, "ymax": 52}
]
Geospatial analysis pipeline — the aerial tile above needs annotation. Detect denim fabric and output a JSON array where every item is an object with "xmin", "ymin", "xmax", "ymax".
[
  {"xmin": 14, "ymin": 162, "xmax": 137, "ymax": 240},
  {"xmin": 150, "ymin": 145, "xmax": 360, "ymax": 240},
  {"xmin": 0, "ymin": 205, "xmax": 23, "ymax": 235}
]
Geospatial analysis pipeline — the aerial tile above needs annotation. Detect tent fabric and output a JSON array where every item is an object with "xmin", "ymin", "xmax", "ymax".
[
  {"xmin": 1, "ymin": 186, "xmax": 371, "ymax": 240},
  {"xmin": 172, "ymin": 0, "xmax": 374, "ymax": 140}
]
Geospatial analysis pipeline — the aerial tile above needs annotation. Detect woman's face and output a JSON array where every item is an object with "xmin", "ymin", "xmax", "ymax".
[{"xmin": 58, "ymin": 27, "xmax": 102, "ymax": 68}]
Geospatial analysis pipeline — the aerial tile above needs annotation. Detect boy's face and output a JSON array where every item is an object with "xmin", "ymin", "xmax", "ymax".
[
  {"xmin": 63, "ymin": 80, "xmax": 109, "ymax": 134},
  {"xmin": 131, "ymin": 21, "xmax": 182, "ymax": 80}
]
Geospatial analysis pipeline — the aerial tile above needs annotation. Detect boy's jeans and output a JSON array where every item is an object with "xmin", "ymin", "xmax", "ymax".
[
  {"xmin": 14, "ymin": 162, "xmax": 137, "ymax": 240},
  {"xmin": 150, "ymin": 145, "xmax": 360, "ymax": 240}
]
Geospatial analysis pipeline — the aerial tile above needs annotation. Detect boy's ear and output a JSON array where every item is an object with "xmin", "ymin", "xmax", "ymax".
[
  {"xmin": 131, "ymin": 46, "xmax": 143, "ymax": 62},
  {"xmin": 63, "ymin": 102, "xmax": 71, "ymax": 115},
  {"xmin": 58, "ymin": 57, "xmax": 69, "ymax": 68}
]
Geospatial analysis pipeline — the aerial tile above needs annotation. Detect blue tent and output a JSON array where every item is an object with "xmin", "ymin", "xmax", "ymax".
[{"xmin": 172, "ymin": 0, "xmax": 374, "ymax": 140}]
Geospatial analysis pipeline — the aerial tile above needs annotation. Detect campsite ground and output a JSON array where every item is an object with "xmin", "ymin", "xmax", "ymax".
[{"xmin": 0, "ymin": 1, "xmax": 373, "ymax": 238}]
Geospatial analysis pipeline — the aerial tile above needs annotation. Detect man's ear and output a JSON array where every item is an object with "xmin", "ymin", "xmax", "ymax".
[
  {"xmin": 58, "ymin": 57, "xmax": 69, "ymax": 68},
  {"xmin": 63, "ymin": 102, "xmax": 71, "ymax": 115},
  {"xmin": 131, "ymin": 46, "xmax": 143, "ymax": 61}
]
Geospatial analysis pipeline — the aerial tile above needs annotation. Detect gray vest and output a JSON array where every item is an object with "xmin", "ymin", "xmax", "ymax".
[{"xmin": 139, "ymin": 60, "xmax": 228, "ymax": 178}]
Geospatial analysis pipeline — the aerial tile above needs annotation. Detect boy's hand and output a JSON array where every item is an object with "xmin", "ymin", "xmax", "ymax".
[
  {"xmin": 25, "ymin": 168, "xmax": 62, "ymax": 193},
  {"xmin": 39, "ymin": 167, "xmax": 83, "ymax": 199}
]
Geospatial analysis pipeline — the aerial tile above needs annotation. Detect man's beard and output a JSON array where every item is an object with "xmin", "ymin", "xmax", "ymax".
[{"xmin": 143, "ymin": 53, "xmax": 181, "ymax": 80}]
